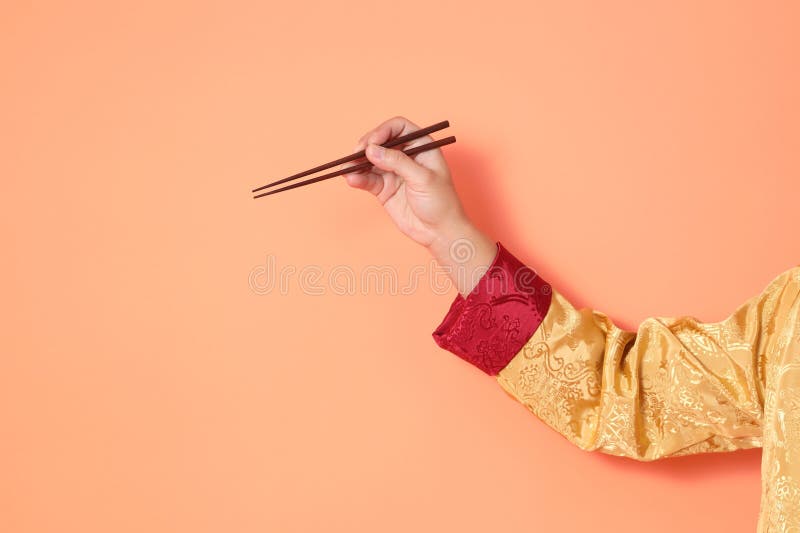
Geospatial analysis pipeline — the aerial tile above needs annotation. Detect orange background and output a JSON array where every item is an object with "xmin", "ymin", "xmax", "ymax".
[{"xmin": 3, "ymin": 1, "xmax": 799, "ymax": 532}]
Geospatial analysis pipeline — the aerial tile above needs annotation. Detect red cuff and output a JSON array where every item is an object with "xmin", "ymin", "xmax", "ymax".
[{"xmin": 432, "ymin": 242, "xmax": 552, "ymax": 376}]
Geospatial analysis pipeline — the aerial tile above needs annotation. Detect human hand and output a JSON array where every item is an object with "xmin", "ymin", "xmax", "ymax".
[{"xmin": 341, "ymin": 116, "xmax": 496, "ymax": 295}]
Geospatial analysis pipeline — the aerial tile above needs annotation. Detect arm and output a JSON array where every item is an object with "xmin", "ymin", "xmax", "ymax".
[
  {"xmin": 342, "ymin": 115, "xmax": 793, "ymax": 461},
  {"xmin": 434, "ymin": 239, "xmax": 800, "ymax": 462},
  {"xmin": 346, "ymin": 117, "xmax": 800, "ymax": 532},
  {"xmin": 344, "ymin": 115, "xmax": 800, "ymax": 529}
]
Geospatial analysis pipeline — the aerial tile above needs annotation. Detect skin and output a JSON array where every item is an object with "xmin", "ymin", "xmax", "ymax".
[{"xmin": 339, "ymin": 115, "xmax": 497, "ymax": 296}]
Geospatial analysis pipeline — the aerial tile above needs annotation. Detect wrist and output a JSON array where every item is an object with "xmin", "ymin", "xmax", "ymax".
[
  {"xmin": 426, "ymin": 214, "xmax": 470, "ymax": 260},
  {"xmin": 426, "ymin": 218, "xmax": 497, "ymax": 296}
]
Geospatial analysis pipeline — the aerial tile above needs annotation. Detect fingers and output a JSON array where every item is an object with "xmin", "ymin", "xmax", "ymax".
[
  {"xmin": 358, "ymin": 116, "xmax": 419, "ymax": 147},
  {"xmin": 341, "ymin": 140, "xmax": 385, "ymax": 197},
  {"xmin": 345, "ymin": 115, "xmax": 450, "ymax": 197},
  {"xmin": 344, "ymin": 170, "xmax": 378, "ymax": 193},
  {"xmin": 363, "ymin": 142, "xmax": 433, "ymax": 192},
  {"xmin": 341, "ymin": 116, "xmax": 415, "ymax": 192},
  {"xmin": 338, "ymin": 140, "xmax": 370, "ymax": 182},
  {"xmin": 358, "ymin": 115, "xmax": 438, "ymax": 153}
]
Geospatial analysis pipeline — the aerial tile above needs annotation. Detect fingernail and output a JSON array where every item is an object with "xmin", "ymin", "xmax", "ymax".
[{"xmin": 367, "ymin": 143, "xmax": 384, "ymax": 160}]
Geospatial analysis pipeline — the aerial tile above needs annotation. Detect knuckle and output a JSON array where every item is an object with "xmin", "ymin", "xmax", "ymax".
[{"xmin": 399, "ymin": 115, "xmax": 419, "ymax": 129}]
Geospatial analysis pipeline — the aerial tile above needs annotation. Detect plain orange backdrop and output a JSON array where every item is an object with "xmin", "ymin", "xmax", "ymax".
[{"xmin": 2, "ymin": 1, "xmax": 799, "ymax": 532}]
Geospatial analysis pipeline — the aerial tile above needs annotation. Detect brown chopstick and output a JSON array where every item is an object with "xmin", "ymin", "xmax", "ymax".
[
  {"xmin": 253, "ymin": 136, "xmax": 456, "ymax": 199},
  {"xmin": 251, "ymin": 120, "xmax": 450, "ymax": 194}
]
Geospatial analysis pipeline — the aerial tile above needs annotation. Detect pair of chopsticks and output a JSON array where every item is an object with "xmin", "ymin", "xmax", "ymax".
[{"xmin": 252, "ymin": 120, "xmax": 455, "ymax": 198}]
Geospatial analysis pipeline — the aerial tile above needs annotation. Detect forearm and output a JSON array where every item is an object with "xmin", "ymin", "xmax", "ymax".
[{"xmin": 425, "ymin": 218, "xmax": 497, "ymax": 296}]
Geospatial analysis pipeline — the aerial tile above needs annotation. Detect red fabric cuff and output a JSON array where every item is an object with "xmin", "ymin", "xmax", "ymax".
[{"xmin": 432, "ymin": 242, "xmax": 552, "ymax": 376}]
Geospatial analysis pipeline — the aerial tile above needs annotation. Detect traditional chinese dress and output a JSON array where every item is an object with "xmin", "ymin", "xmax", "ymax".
[{"xmin": 433, "ymin": 243, "xmax": 800, "ymax": 532}]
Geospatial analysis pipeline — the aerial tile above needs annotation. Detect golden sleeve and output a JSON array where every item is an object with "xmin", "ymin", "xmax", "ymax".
[{"xmin": 432, "ymin": 242, "xmax": 800, "ymax": 532}]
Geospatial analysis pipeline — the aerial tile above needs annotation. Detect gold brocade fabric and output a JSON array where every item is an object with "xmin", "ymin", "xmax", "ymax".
[{"xmin": 495, "ymin": 266, "xmax": 800, "ymax": 532}]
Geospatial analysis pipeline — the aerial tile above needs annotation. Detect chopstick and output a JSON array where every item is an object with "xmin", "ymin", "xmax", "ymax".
[
  {"xmin": 253, "ymin": 136, "xmax": 456, "ymax": 199},
  {"xmin": 251, "ymin": 119, "xmax": 451, "ymax": 194}
]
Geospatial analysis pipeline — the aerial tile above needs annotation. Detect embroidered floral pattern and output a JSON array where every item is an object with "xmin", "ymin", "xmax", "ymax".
[
  {"xmin": 489, "ymin": 264, "xmax": 800, "ymax": 532},
  {"xmin": 431, "ymin": 242, "xmax": 552, "ymax": 376}
]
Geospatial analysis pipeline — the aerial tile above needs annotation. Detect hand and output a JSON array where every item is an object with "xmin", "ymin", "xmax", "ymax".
[
  {"xmin": 341, "ymin": 115, "xmax": 464, "ymax": 248},
  {"xmin": 341, "ymin": 116, "xmax": 497, "ymax": 295}
]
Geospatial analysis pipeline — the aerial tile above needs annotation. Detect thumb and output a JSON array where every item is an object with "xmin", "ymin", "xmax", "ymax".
[{"xmin": 365, "ymin": 143, "xmax": 432, "ymax": 190}]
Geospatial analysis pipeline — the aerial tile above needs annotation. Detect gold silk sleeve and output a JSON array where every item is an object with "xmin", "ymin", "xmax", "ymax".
[{"xmin": 494, "ymin": 265, "xmax": 800, "ymax": 532}]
